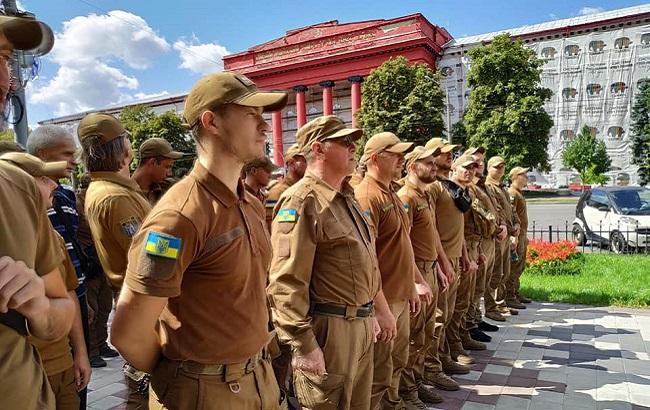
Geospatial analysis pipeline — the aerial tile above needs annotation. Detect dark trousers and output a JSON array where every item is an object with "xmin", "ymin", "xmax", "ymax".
[
  {"xmin": 86, "ymin": 274, "xmax": 114, "ymax": 358},
  {"xmin": 77, "ymin": 293, "xmax": 90, "ymax": 409}
]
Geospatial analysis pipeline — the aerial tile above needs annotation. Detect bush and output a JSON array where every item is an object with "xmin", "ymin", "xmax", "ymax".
[{"xmin": 526, "ymin": 240, "xmax": 584, "ymax": 275}]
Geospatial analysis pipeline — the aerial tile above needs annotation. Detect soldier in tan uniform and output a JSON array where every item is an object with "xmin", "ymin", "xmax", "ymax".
[
  {"xmin": 397, "ymin": 146, "xmax": 451, "ymax": 409},
  {"xmin": 267, "ymin": 115, "xmax": 380, "ymax": 410},
  {"xmin": 0, "ymin": 15, "xmax": 77, "ymax": 410},
  {"xmin": 132, "ymin": 138, "xmax": 186, "ymax": 205},
  {"xmin": 80, "ymin": 112, "xmax": 152, "ymax": 409},
  {"xmin": 507, "ymin": 167, "xmax": 532, "ymax": 305},
  {"xmin": 355, "ymin": 132, "xmax": 434, "ymax": 410},
  {"xmin": 111, "ymin": 71, "xmax": 287, "ymax": 410},
  {"xmin": 484, "ymin": 156, "xmax": 522, "ymax": 320},
  {"xmin": 244, "ymin": 156, "xmax": 277, "ymax": 203}
]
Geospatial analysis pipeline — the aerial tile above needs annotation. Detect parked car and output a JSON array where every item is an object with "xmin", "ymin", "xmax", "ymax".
[{"xmin": 572, "ymin": 186, "xmax": 650, "ymax": 253}]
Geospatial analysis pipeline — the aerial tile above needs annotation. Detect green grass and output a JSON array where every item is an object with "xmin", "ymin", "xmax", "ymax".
[{"xmin": 520, "ymin": 254, "xmax": 650, "ymax": 307}]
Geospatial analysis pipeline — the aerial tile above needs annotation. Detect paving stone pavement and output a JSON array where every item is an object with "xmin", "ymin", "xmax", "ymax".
[{"xmin": 86, "ymin": 302, "xmax": 650, "ymax": 410}]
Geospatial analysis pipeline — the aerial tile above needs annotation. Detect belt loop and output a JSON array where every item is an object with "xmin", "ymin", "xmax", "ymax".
[{"xmin": 344, "ymin": 305, "xmax": 356, "ymax": 321}]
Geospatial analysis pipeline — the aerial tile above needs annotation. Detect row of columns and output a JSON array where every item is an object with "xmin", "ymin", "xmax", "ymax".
[{"xmin": 272, "ymin": 76, "xmax": 364, "ymax": 166}]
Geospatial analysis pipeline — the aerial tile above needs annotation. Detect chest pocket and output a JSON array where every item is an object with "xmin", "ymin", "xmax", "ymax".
[{"xmin": 204, "ymin": 227, "xmax": 244, "ymax": 253}]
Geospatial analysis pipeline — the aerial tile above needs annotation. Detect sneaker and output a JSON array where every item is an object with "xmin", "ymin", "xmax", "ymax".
[
  {"xmin": 517, "ymin": 294, "xmax": 532, "ymax": 303},
  {"xmin": 403, "ymin": 396, "xmax": 427, "ymax": 410},
  {"xmin": 423, "ymin": 370, "xmax": 460, "ymax": 390},
  {"xmin": 100, "ymin": 346, "xmax": 120, "ymax": 358},
  {"xmin": 90, "ymin": 356, "xmax": 107, "ymax": 368},
  {"xmin": 442, "ymin": 359, "xmax": 471, "ymax": 375},
  {"xmin": 478, "ymin": 321, "xmax": 499, "ymax": 332},
  {"xmin": 485, "ymin": 311, "xmax": 506, "ymax": 322},
  {"xmin": 506, "ymin": 298, "xmax": 526, "ymax": 309},
  {"xmin": 418, "ymin": 385, "xmax": 444, "ymax": 404},
  {"xmin": 470, "ymin": 328, "xmax": 492, "ymax": 342}
]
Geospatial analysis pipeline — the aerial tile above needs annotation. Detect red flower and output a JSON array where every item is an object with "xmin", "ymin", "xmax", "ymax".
[{"xmin": 527, "ymin": 240, "xmax": 579, "ymax": 266}]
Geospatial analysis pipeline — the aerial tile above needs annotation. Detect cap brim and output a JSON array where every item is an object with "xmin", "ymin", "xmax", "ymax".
[
  {"xmin": 235, "ymin": 91, "xmax": 288, "ymax": 112},
  {"xmin": 41, "ymin": 161, "xmax": 68, "ymax": 177},
  {"xmin": 163, "ymin": 151, "xmax": 184, "ymax": 160},
  {"xmin": 386, "ymin": 142, "xmax": 415, "ymax": 154},
  {"xmin": 1, "ymin": 17, "xmax": 54, "ymax": 56},
  {"xmin": 441, "ymin": 144, "xmax": 459, "ymax": 153},
  {"xmin": 323, "ymin": 127, "xmax": 364, "ymax": 142},
  {"xmin": 490, "ymin": 161, "xmax": 506, "ymax": 168},
  {"xmin": 454, "ymin": 160, "xmax": 478, "ymax": 169},
  {"xmin": 415, "ymin": 147, "xmax": 438, "ymax": 161}
]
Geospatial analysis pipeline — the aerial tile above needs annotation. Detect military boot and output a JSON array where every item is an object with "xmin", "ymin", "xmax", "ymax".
[{"xmin": 423, "ymin": 370, "xmax": 460, "ymax": 390}]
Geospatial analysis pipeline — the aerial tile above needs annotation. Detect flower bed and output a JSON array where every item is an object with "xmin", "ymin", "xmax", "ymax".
[{"xmin": 526, "ymin": 239, "xmax": 585, "ymax": 275}]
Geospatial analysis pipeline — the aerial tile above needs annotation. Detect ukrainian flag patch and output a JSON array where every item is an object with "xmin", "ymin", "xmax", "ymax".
[
  {"xmin": 277, "ymin": 208, "xmax": 297, "ymax": 223},
  {"xmin": 403, "ymin": 203, "xmax": 410, "ymax": 212},
  {"xmin": 145, "ymin": 231, "xmax": 181, "ymax": 259}
]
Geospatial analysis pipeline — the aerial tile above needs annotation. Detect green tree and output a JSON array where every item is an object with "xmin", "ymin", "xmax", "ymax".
[
  {"xmin": 464, "ymin": 34, "xmax": 553, "ymax": 172},
  {"xmin": 0, "ymin": 128, "xmax": 15, "ymax": 141},
  {"xmin": 450, "ymin": 120, "xmax": 468, "ymax": 148},
  {"xmin": 631, "ymin": 78, "xmax": 650, "ymax": 185},
  {"xmin": 119, "ymin": 105, "xmax": 195, "ymax": 171},
  {"xmin": 562, "ymin": 126, "xmax": 611, "ymax": 185},
  {"xmin": 356, "ymin": 56, "xmax": 445, "ymax": 151}
]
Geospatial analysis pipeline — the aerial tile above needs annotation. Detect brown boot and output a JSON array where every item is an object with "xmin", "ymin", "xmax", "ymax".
[
  {"xmin": 442, "ymin": 358, "xmax": 471, "ymax": 375},
  {"xmin": 485, "ymin": 311, "xmax": 506, "ymax": 322},
  {"xmin": 517, "ymin": 293, "xmax": 532, "ymax": 303},
  {"xmin": 418, "ymin": 385, "xmax": 444, "ymax": 404},
  {"xmin": 462, "ymin": 337, "xmax": 487, "ymax": 351},
  {"xmin": 403, "ymin": 396, "xmax": 427, "ymax": 410},
  {"xmin": 506, "ymin": 298, "xmax": 526, "ymax": 309},
  {"xmin": 497, "ymin": 306, "xmax": 518, "ymax": 316},
  {"xmin": 423, "ymin": 370, "xmax": 460, "ymax": 390},
  {"xmin": 451, "ymin": 349, "xmax": 475, "ymax": 365}
]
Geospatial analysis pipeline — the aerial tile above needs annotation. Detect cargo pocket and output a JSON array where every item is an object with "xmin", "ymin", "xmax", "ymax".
[{"xmin": 294, "ymin": 370, "xmax": 345, "ymax": 410}]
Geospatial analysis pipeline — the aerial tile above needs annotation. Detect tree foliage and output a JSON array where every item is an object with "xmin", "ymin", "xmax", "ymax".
[
  {"xmin": 631, "ymin": 79, "xmax": 650, "ymax": 186},
  {"xmin": 356, "ymin": 57, "xmax": 445, "ymax": 151},
  {"xmin": 562, "ymin": 126, "xmax": 611, "ymax": 185},
  {"xmin": 0, "ymin": 128, "xmax": 15, "ymax": 141},
  {"xmin": 119, "ymin": 105, "xmax": 195, "ymax": 171},
  {"xmin": 464, "ymin": 34, "xmax": 553, "ymax": 172}
]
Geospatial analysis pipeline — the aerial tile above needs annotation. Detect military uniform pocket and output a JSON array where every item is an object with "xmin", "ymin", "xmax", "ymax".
[{"xmin": 294, "ymin": 370, "xmax": 346, "ymax": 410}]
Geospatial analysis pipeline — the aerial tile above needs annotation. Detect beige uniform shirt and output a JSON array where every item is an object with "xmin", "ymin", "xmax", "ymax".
[
  {"xmin": 397, "ymin": 179, "xmax": 439, "ymax": 262},
  {"xmin": 85, "ymin": 172, "xmax": 152, "ymax": 289},
  {"xmin": 428, "ymin": 178, "xmax": 465, "ymax": 259},
  {"xmin": 268, "ymin": 171, "xmax": 380, "ymax": 356},
  {"xmin": 508, "ymin": 187, "xmax": 528, "ymax": 234},
  {"xmin": 486, "ymin": 176, "xmax": 519, "ymax": 236}
]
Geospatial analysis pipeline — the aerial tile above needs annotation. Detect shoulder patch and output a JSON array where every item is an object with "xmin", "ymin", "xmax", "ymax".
[
  {"xmin": 403, "ymin": 203, "xmax": 410, "ymax": 212},
  {"xmin": 363, "ymin": 209, "xmax": 372, "ymax": 218},
  {"xmin": 277, "ymin": 208, "xmax": 298, "ymax": 223},
  {"xmin": 145, "ymin": 231, "xmax": 182, "ymax": 259},
  {"xmin": 120, "ymin": 216, "xmax": 141, "ymax": 237}
]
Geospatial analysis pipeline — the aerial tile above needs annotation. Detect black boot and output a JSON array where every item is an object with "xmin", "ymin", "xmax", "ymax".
[
  {"xmin": 470, "ymin": 328, "xmax": 492, "ymax": 343},
  {"xmin": 478, "ymin": 320, "xmax": 499, "ymax": 332}
]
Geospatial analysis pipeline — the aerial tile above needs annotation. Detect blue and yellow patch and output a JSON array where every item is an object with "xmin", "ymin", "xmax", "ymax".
[
  {"xmin": 403, "ymin": 203, "xmax": 410, "ymax": 212},
  {"xmin": 277, "ymin": 208, "xmax": 298, "ymax": 223},
  {"xmin": 145, "ymin": 231, "xmax": 181, "ymax": 259}
]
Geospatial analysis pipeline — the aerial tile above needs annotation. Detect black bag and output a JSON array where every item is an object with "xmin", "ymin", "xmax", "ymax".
[{"xmin": 440, "ymin": 179, "xmax": 472, "ymax": 213}]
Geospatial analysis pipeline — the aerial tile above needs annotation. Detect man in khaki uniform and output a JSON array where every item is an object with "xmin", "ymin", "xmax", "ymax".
[
  {"xmin": 267, "ymin": 115, "xmax": 380, "ymax": 410},
  {"xmin": 132, "ymin": 138, "xmax": 185, "ymax": 205},
  {"xmin": 111, "ymin": 71, "xmax": 287, "ymax": 410},
  {"xmin": 355, "ymin": 132, "xmax": 433, "ymax": 410},
  {"xmin": 484, "ymin": 156, "xmax": 522, "ymax": 320},
  {"xmin": 80, "ymin": 112, "xmax": 152, "ymax": 409},
  {"xmin": 397, "ymin": 146, "xmax": 451, "ymax": 409},
  {"xmin": 0, "ymin": 15, "xmax": 77, "ymax": 410},
  {"xmin": 508, "ymin": 167, "xmax": 532, "ymax": 305}
]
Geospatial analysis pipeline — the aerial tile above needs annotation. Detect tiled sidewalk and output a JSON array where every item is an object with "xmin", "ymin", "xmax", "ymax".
[{"xmin": 86, "ymin": 302, "xmax": 650, "ymax": 410}]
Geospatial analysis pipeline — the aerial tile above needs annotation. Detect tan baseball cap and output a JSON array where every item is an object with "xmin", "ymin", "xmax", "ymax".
[
  {"xmin": 78, "ymin": 113, "xmax": 127, "ymax": 144},
  {"xmin": 509, "ymin": 166, "xmax": 530, "ymax": 180},
  {"xmin": 424, "ymin": 137, "xmax": 459, "ymax": 153},
  {"xmin": 452, "ymin": 154, "xmax": 478, "ymax": 170},
  {"xmin": 183, "ymin": 71, "xmax": 288, "ymax": 128},
  {"xmin": 487, "ymin": 156, "xmax": 506, "ymax": 168},
  {"xmin": 284, "ymin": 143, "xmax": 304, "ymax": 161},
  {"xmin": 463, "ymin": 146, "xmax": 486, "ymax": 156},
  {"xmin": 0, "ymin": 15, "xmax": 54, "ymax": 56},
  {"xmin": 0, "ymin": 152, "xmax": 66, "ymax": 177},
  {"xmin": 361, "ymin": 132, "xmax": 414, "ymax": 163},
  {"xmin": 243, "ymin": 156, "xmax": 278, "ymax": 174},
  {"xmin": 297, "ymin": 116, "xmax": 363, "ymax": 153},
  {"xmin": 139, "ymin": 138, "xmax": 184, "ymax": 160},
  {"xmin": 405, "ymin": 146, "xmax": 439, "ymax": 169}
]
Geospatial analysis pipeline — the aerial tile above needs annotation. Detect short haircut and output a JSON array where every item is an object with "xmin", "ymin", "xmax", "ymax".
[
  {"xmin": 27, "ymin": 125, "xmax": 74, "ymax": 155},
  {"xmin": 81, "ymin": 134, "xmax": 129, "ymax": 172}
]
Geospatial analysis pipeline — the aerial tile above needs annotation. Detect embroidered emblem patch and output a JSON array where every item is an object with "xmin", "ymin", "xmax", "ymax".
[
  {"xmin": 382, "ymin": 203, "xmax": 395, "ymax": 213},
  {"xmin": 277, "ymin": 208, "xmax": 298, "ymax": 223},
  {"xmin": 145, "ymin": 231, "xmax": 182, "ymax": 259},
  {"xmin": 403, "ymin": 203, "xmax": 410, "ymax": 212},
  {"xmin": 417, "ymin": 203, "xmax": 429, "ymax": 211},
  {"xmin": 120, "ymin": 216, "xmax": 141, "ymax": 237}
]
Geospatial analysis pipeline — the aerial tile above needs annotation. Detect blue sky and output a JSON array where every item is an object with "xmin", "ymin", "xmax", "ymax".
[{"xmin": 18, "ymin": 0, "xmax": 647, "ymax": 124}]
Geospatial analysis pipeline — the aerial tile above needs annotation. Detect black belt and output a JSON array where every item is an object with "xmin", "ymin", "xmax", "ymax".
[
  {"xmin": 312, "ymin": 302, "xmax": 374, "ymax": 320},
  {"xmin": 0, "ymin": 310, "xmax": 27, "ymax": 336}
]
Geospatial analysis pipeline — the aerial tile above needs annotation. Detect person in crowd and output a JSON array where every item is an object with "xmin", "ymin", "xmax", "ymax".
[
  {"xmin": 132, "ymin": 138, "xmax": 186, "ymax": 205},
  {"xmin": 508, "ymin": 166, "xmax": 532, "ymax": 305}
]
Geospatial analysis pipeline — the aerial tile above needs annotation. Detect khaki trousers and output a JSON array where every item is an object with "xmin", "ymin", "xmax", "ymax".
[
  {"xmin": 447, "ymin": 242, "xmax": 479, "ymax": 351},
  {"xmin": 467, "ymin": 238, "xmax": 495, "ymax": 327},
  {"xmin": 426, "ymin": 257, "xmax": 460, "ymax": 369},
  {"xmin": 149, "ymin": 355, "xmax": 283, "ymax": 410},
  {"xmin": 485, "ymin": 240, "xmax": 510, "ymax": 312},
  {"xmin": 47, "ymin": 366, "xmax": 80, "ymax": 410},
  {"xmin": 86, "ymin": 273, "xmax": 114, "ymax": 358},
  {"xmin": 507, "ymin": 236, "xmax": 528, "ymax": 299},
  {"xmin": 295, "ymin": 315, "xmax": 374, "ymax": 410},
  {"xmin": 399, "ymin": 261, "xmax": 440, "ymax": 399},
  {"xmin": 371, "ymin": 300, "xmax": 409, "ymax": 410}
]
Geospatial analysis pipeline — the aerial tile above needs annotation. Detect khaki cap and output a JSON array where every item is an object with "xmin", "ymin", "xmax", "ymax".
[
  {"xmin": 139, "ymin": 138, "xmax": 184, "ymax": 160},
  {"xmin": 243, "ymin": 156, "xmax": 278, "ymax": 174},
  {"xmin": 297, "ymin": 116, "xmax": 363, "ymax": 152},
  {"xmin": 487, "ymin": 156, "xmax": 506, "ymax": 168},
  {"xmin": 0, "ymin": 152, "xmax": 66, "ymax": 177},
  {"xmin": 405, "ymin": 146, "xmax": 439, "ymax": 169},
  {"xmin": 463, "ymin": 146, "xmax": 486, "ymax": 156},
  {"xmin": 78, "ymin": 113, "xmax": 127, "ymax": 144},
  {"xmin": 424, "ymin": 137, "xmax": 459, "ymax": 153},
  {"xmin": 509, "ymin": 166, "xmax": 530, "ymax": 180},
  {"xmin": 361, "ymin": 132, "xmax": 414, "ymax": 163},
  {"xmin": 284, "ymin": 143, "xmax": 304, "ymax": 161},
  {"xmin": 452, "ymin": 154, "xmax": 478, "ymax": 170},
  {"xmin": 0, "ymin": 15, "xmax": 54, "ymax": 55},
  {"xmin": 183, "ymin": 71, "xmax": 288, "ymax": 128}
]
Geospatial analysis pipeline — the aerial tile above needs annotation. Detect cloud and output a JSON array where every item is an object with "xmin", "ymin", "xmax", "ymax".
[
  {"xmin": 31, "ymin": 10, "xmax": 170, "ymax": 116},
  {"xmin": 134, "ymin": 90, "xmax": 170, "ymax": 101},
  {"xmin": 174, "ymin": 35, "xmax": 229, "ymax": 75},
  {"xmin": 578, "ymin": 6, "xmax": 604, "ymax": 16},
  {"xmin": 549, "ymin": 13, "xmax": 558, "ymax": 20}
]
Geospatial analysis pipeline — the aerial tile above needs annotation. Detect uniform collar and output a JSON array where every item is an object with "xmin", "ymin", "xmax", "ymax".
[
  {"xmin": 303, "ymin": 170, "xmax": 353, "ymax": 201},
  {"xmin": 486, "ymin": 175, "xmax": 504, "ymax": 187},
  {"xmin": 365, "ymin": 174, "xmax": 393, "ymax": 194},
  {"xmin": 90, "ymin": 171, "xmax": 141, "ymax": 192},
  {"xmin": 190, "ymin": 161, "xmax": 248, "ymax": 208},
  {"xmin": 404, "ymin": 178, "xmax": 427, "ymax": 199}
]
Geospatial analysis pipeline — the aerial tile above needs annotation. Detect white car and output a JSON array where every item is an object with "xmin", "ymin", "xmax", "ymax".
[{"xmin": 572, "ymin": 186, "xmax": 650, "ymax": 253}]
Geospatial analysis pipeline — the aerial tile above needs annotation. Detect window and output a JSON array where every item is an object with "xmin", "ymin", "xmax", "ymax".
[{"xmin": 587, "ymin": 190, "xmax": 610, "ymax": 209}]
